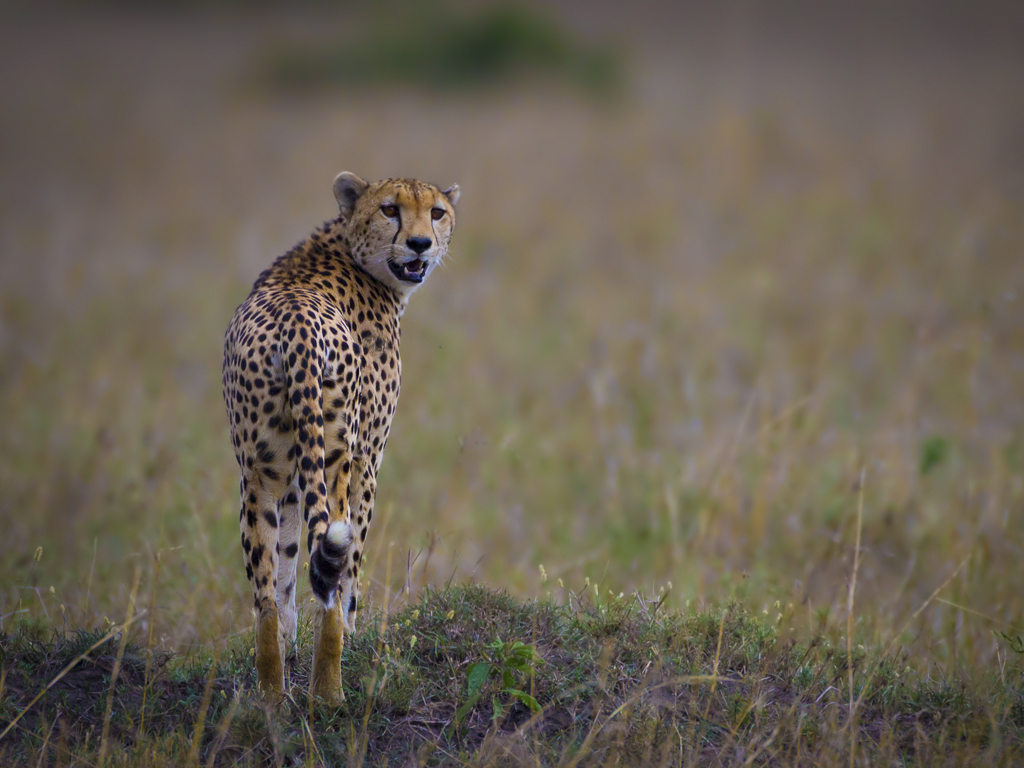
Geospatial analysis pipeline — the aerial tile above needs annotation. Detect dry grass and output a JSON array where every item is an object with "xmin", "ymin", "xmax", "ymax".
[{"xmin": 1, "ymin": 2, "xmax": 1023, "ymax": 764}]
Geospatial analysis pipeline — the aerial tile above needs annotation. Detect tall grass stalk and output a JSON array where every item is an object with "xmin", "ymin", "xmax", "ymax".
[
  {"xmin": 83, "ymin": 539, "xmax": 97, "ymax": 623},
  {"xmin": 203, "ymin": 685, "xmax": 243, "ymax": 768},
  {"xmin": 846, "ymin": 467, "xmax": 865, "ymax": 766},
  {"xmin": 703, "ymin": 608, "xmax": 727, "ymax": 724},
  {"xmin": 138, "ymin": 548, "xmax": 163, "ymax": 738},
  {"xmin": 98, "ymin": 564, "xmax": 141, "ymax": 768},
  {"xmin": 187, "ymin": 646, "xmax": 221, "ymax": 767},
  {"xmin": 354, "ymin": 541, "xmax": 396, "ymax": 768}
]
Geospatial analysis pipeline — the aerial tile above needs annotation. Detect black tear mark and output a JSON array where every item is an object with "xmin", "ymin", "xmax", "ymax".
[{"xmin": 391, "ymin": 208, "xmax": 402, "ymax": 245}]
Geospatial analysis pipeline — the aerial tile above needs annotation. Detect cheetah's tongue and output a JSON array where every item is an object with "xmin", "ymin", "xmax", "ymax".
[{"xmin": 407, "ymin": 259, "xmax": 424, "ymax": 273}]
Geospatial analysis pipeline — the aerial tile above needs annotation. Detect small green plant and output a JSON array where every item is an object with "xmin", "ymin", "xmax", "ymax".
[
  {"xmin": 919, "ymin": 435, "xmax": 950, "ymax": 476},
  {"xmin": 994, "ymin": 630, "xmax": 1024, "ymax": 654},
  {"xmin": 455, "ymin": 636, "xmax": 542, "ymax": 725}
]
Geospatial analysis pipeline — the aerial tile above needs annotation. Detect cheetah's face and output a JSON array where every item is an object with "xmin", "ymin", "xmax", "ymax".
[{"xmin": 334, "ymin": 173, "xmax": 460, "ymax": 298}]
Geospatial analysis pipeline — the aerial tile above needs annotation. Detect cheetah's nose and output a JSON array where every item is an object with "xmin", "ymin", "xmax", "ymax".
[{"xmin": 406, "ymin": 237, "xmax": 432, "ymax": 254}]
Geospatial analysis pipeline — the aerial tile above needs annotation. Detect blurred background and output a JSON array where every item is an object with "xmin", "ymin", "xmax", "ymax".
[{"xmin": 1, "ymin": 0, "xmax": 1022, "ymax": 670}]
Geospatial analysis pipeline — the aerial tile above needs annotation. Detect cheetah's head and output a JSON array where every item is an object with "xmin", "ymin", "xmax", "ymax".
[{"xmin": 334, "ymin": 173, "xmax": 460, "ymax": 299}]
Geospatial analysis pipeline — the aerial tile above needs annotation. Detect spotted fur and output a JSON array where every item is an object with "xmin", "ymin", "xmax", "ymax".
[{"xmin": 222, "ymin": 173, "xmax": 459, "ymax": 699}]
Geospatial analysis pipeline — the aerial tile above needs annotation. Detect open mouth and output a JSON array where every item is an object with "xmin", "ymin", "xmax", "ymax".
[{"xmin": 388, "ymin": 258, "xmax": 428, "ymax": 283}]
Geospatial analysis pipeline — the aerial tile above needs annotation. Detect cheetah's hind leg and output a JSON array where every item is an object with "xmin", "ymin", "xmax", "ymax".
[
  {"xmin": 276, "ymin": 480, "xmax": 302, "ymax": 660},
  {"xmin": 239, "ymin": 470, "xmax": 287, "ymax": 699},
  {"xmin": 309, "ymin": 520, "xmax": 352, "ymax": 702}
]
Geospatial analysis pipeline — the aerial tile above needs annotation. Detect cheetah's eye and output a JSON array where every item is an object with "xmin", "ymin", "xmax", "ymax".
[
  {"xmin": 381, "ymin": 204, "xmax": 399, "ymax": 218},
  {"xmin": 430, "ymin": 208, "xmax": 445, "ymax": 221}
]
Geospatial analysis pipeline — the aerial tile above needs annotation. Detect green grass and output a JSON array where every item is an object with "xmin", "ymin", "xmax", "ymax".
[{"xmin": 3, "ymin": 584, "xmax": 1021, "ymax": 766}]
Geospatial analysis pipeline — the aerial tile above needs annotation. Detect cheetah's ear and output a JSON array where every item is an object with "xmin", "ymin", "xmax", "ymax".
[
  {"xmin": 333, "ymin": 172, "xmax": 369, "ymax": 218},
  {"xmin": 442, "ymin": 184, "xmax": 460, "ymax": 208}
]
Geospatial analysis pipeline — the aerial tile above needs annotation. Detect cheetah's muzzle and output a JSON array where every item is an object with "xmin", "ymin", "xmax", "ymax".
[{"xmin": 388, "ymin": 257, "xmax": 427, "ymax": 283}]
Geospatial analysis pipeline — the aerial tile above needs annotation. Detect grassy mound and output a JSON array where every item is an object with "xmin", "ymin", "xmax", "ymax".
[{"xmin": 2, "ymin": 585, "xmax": 1020, "ymax": 766}]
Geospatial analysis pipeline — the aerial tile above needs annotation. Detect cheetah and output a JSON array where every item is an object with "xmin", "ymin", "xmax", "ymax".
[{"xmin": 222, "ymin": 173, "xmax": 459, "ymax": 701}]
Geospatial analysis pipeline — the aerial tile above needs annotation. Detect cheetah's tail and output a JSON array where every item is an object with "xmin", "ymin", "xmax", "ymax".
[{"xmin": 309, "ymin": 521, "xmax": 352, "ymax": 609}]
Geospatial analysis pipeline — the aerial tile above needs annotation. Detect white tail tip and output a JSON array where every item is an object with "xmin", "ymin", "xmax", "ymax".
[{"xmin": 326, "ymin": 521, "xmax": 352, "ymax": 548}]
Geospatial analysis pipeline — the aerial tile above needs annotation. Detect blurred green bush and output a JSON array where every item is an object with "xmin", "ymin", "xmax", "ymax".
[{"xmin": 264, "ymin": 3, "xmax": 623, "ymax": 96}]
